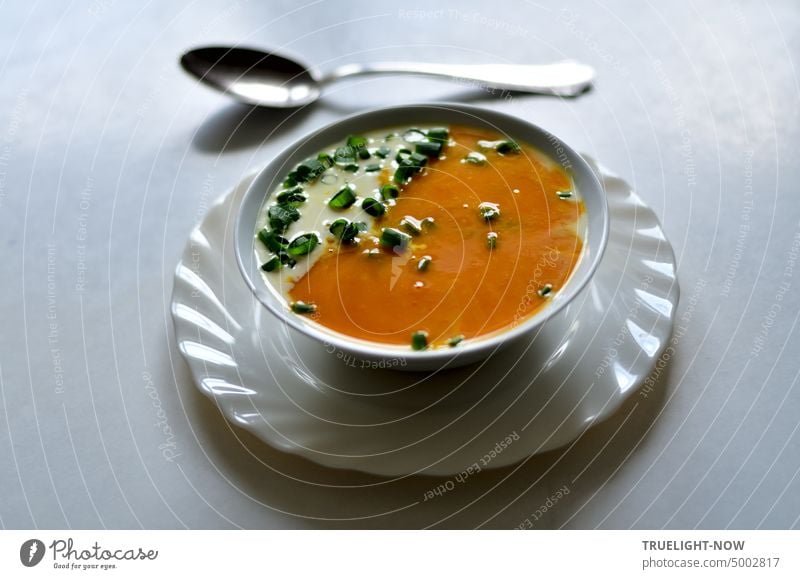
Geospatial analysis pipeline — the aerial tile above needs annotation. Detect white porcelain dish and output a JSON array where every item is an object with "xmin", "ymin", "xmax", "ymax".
[
  {"xmin": 234, "ymin": 104, "xmax": 609, "ymax": 371},
  {"xmin": 172, "ymin": 158, "xmax": 679, "ymax": 477}
]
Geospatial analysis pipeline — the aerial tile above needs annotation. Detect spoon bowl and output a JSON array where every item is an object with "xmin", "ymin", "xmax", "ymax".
[{"xmin": 181, "ymin": 46, "xmax": 321, "ymax": 107}]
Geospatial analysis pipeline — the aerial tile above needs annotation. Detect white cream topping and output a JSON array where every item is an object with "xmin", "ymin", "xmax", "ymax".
[{"xmin": 255, "ymin": 126, "xmax": 448, "ymax": 301}]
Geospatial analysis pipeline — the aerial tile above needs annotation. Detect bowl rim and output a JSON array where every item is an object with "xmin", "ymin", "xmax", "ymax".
[{"xmin": 234, "ymin": 102, "xmax": 609, "ymax": 362}]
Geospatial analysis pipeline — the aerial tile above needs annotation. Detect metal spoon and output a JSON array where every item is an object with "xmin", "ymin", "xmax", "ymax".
[{"xmin": 180, "ymin": 46, "xmax": 596, "ymax": 108}]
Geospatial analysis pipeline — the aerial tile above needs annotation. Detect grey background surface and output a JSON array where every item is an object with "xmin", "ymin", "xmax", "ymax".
[{"xmin": 0, "ymin": 0, "xmax": 798, "ymax": 529}]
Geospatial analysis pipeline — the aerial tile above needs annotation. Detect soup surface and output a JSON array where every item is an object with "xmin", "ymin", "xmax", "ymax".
[{"xmin": 255, "ymin": 125, "xmax": 585, "ymax": 349}]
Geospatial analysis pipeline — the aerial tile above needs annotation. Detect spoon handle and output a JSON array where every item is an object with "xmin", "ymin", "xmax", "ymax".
[{"xmin": 320, "ymin": 61, "xmax": 595, "ymax": 97}]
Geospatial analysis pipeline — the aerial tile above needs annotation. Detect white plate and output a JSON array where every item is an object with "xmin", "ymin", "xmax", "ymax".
[{"xmin": 171, "ymin": 157, "xmax": 679, "ymax": 477}]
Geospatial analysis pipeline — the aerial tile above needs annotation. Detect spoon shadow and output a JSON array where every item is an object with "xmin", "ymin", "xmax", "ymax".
[
  {"xmin": 191, "ymin": 102, "xmax": 313, "ymax": 154},
  {"xmin": 176, "ymin": 344, "xmax": 670, "ymax": 529}
]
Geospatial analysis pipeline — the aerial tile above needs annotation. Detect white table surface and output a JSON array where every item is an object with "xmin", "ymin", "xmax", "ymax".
[{"xmin": 1, "ymin": 0, "xmax": 798, "ymax": 529}]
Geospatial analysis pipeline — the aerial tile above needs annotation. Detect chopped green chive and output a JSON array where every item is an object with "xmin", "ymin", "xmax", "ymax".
[
  {"xmin": 362, "ymin": 197, "xmax": 386, "ymax": 217},
  {"xmin": 317, "ymin": 152, "xmax": 334, "ymax": 168},
  {"xmin": 343, "ymin": 163, "xmax": 359, "ymax": 172},
  {"xmin": 275, "ymin": 186, "xmax": 306, "ymax": 206},
  {"xmin": 329, "ymin": 219, "xmax": 366, "ymax": 244},
  {"xmin": 261, "ymin": 256, "xmax": 282, "ymax": 272},
  {"xmin": 290, "ymin": 301, "xmax": 317, "ymax": 314},
  {"xmin": 365, "ymin": 163, "xmax": 382, "ymax": 172},
  {"xmin": 557, "ymin": 190, "xmax": 574, "ymax": 199},
  {"xmin": 268, "ymin": 203, "xmax": 300, "ymax": 233},
  {"xmin": 374, "ymin": 146, "xmax": 391, "ymax": 159},
  {"xmin": 538, "ymin": 284, "xmax": 553, "ymax": 298},
  {"xmin": 258, "ymin": 229, "xmax": 288, "ymax": 253},
  {"xmin": 394, "ymin": 153, "xmax": 427, "ymax": 184},
  {"xmin": 346, "ymin": 135, "xmax": 368, "ymax": 156},
  {"xmin": 496, "ymin": 140, "xmax": 521, "ymax": 155},
  {"xmin": 479, "ymin": 202, "xmax": 500, "ymax": 221},
  {"xmin": 486, "ymin": 231, "xmax": 498, "ymax": 249},
  {"xmin": 447, "ymin": 335, "xmax": 464, "ymax": 347},
  {"xmin": 329, "ymin": 218, "xmax": 347, "ymax": 239},
  {"xmin": 334, "ymin": 145, "xmax": 356, "ymax": 166},
  {"xmin": 287, "ymin": 233, "xmax": 319, "ymax": 256},
  {"xmin": 464, "ymin": 151, "xmax": 487, "ymax": 165},
  {"xmin": 394, "ymin": 163, "xmax": 415, "ymax": 184},
  {"xmin": 380, "ymin": 227, "xmax": 411, "ymax": 253},
  {"xmin": 295, "ymin": 158, "xmax": 327, "ymax": 182},
  {"xmin": 417, "ymin": 255, "xmax": 432, "ymax": 271},
  {"xmin": 395, "ymin": 148, "xmax": 413, "ymax": 163},
  {"xmin": 329, "ymin": 185, "xmax": 357, "ymax": 209},
  {"xmin": 380, "ymin": 183, "xmax": 399, "ymax": 200},
  {"xmin": 409, "ymin": 152, "xmax": 428, "ymax": 166},
  {"xmin": 415, "ymin": 140, "xmax": 443, "ymax": 158},
  {"xmin": 427, "ymin": 127, "xmax": 449, "ymax": 143},
  {"xmin": 411, "ymin": 330, "xmax": 429, "ymax": 350}
]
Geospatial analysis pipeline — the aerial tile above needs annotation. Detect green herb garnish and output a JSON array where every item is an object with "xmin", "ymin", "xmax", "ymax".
[
  {"xmin": 365, "ymin": 163, "xmax": 382, "ymax": 172},
  {"xmin": 317, "ymin": 152, "xmax": 334, "ymax": 168},
  {"xmin": 395, "ymin": 148, "xmax": 412, "ymax": 163},
  {"xmin": 263, "ymin": 251, "xmax": 297, "ymax": 271},
  {"xmin": 427, "ymin": 127, "xmax": 449, "ymax": 143},
  {"xmin": 415, "ymin": 141, "xmax": 442, "ymax": 158},
  {"xmin": 557, "ymin": 190, "xmax": 573, "ymax": 199},
  {"xmin": 329, "ymin": 219, "xmax": 366, "ymax": 244},
  {"xmin": 411, "ymin": 330, "xmax": 429, "ymax": 350},
  {"xmin": 380, "ymin": 183, "xmax": 399, "ymax": 200},
  {"xmin": 287, "ymin": 233, "xmax": 319, "ymax": 256},
  {"xmin": 409, "ymin": 152, "xmax": 428, "ymax": 166},
  {"xmin": 346, "ymin": 135, "xmax": 369, "ymax": 158},
  {"xmin": 294, "ymin": 159, "xmax": 327, "ymax": 182},
  {"xmin": 261, "ymin": 256, "xmax": 282, "ymax": 272},
  {"xmin": 394, "ymin": 154, "xmax": 427, "ymax": 184},
  {"xmin": 290, "ymin": 301, "xmax": 317, "ymax": 314},
  {"xmin": 275, "ymin": 186, "xmax": 306, "ymax": 206},
  {"xmin": 334, "ymin": 145, "xmax": 356, "ymax": 166},
  {"xmin": 362, "ymin": 197, "xmax": 385, "ymax": 217},
  {"xmin": 538, "ymin": 284, "xmax": 553, "ymax": 298},
  {"xmin": 258, "ymin": 229, "xmax": 288, "ymax": 252},
  {"xmin": 329, "ymin": 185, "xmax": 357, "ymax": 209},
  {"xmin": 417, "ymin": 255, "xmax": 432, "ymax": 271},
  {"xmin": 268, "ymin": 203, "xmax": 300, "ymax": 233},
  {"xmin": 374, "ymin": 146, "xmax": 391, "ymax": 159},
  {"xmin": 447, "ymin": 335, "xmax": 464, "ymax": 347},
  {"xmin": 380, "ymin": 227, "xmax": 411, "ymax": 253}
]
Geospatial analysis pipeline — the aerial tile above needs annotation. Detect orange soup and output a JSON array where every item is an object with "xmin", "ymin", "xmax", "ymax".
[{"xmin": 255, "ymin": 125, "xmax": 584, "ymax": 350}]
